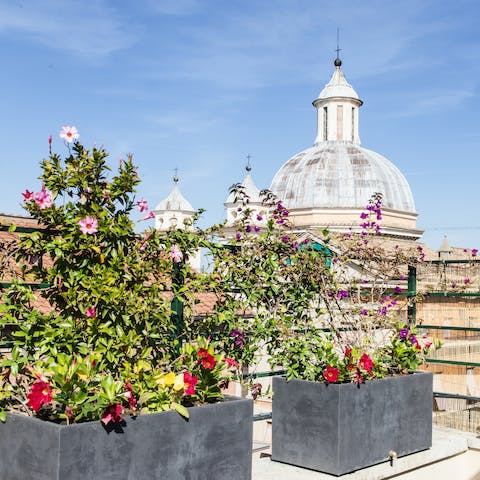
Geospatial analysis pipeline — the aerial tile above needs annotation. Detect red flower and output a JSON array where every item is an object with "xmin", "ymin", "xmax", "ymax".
[
  {"xmin": 358, "ymin": 353, "xmax": 374, "ymax": 372},
  {"xmin": 355, "ymin": 369, "xmax": 364, "ymax": 384},
  {"xmin": 27, "ymin": 379, "xmax": 53, "ymax": 412},
  {"xmin": 198, "ymin": 348, "xmax": 216, "ymax": 370},
  {"xmin": 323, "ymin": 366, "xmax": 340, "ymax": 383},
  {"xmin": 344, "ymin": 346, "xmax": 352, "ymax": 358},
  {"xmin": 124, "ymin": 382, "xmax": 137, "ymax": 409},
  {"xmin": 101, "ymin": 403, "xmax": 123, "ymax": 425},
  {"xmin": 183, "ymin": 371, "xmax": 198, "ymax": 395}
]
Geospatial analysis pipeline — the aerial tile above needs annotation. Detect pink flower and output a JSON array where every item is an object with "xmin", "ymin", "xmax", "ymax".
[
  {"xmin": 78, "ymin": 216, "xmax": 98, "ymax": 234},
  {"xmin": 136, "ymin": 199, "xmax": 148, "ymax": 212},
  {"xmin": 225, "ymin": 357, "xmax": 239, "ymax": 369},
  {"xmin": 140, "ymin": 211, "xmax": 155, "ymax": 221},
  {"xmin": 101, "ymin": 403, "xmax": 123, "ymax": 425},
  {"xmin": 124, "ymin": 382, "xmax": 137, "ymax": 409},
  {"xmin": 35, "ymin": 187, "xmax": 53, "ymax": 210},
  {"xmin": 169, "ymin": 244, "xmax": 183, "ymax": 263},
  {"xmin": 22, "ymin": 189, "xmax": 35, "ymax": 202},
  {"xmin": 138, "ymin": 233, "xmax": 151, "ymax": 251},
  {"xmin": 59, "ymin": 125, "xmax": 79, "ymax": 143},
  {"xmin": 85, "ymin": 306, "xmax": 96, "ymax": 318},
  {"xmin": 27, "ymin": 379, "xmax": 53, "ymax": 412}
]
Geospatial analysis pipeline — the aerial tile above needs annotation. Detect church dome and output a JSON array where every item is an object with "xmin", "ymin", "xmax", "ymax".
[{"xmin": 270, "ymin": 142, "xmax": 415, "ymax": 212}]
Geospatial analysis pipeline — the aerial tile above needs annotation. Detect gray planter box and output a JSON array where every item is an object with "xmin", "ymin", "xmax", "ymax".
[
  {"xmin": 0, "ymin": 396, "xmax": 253, "ymax": 480},
  {"xmin": 272, "ymin": 372, "xmax": 432, "ymax": 476}
]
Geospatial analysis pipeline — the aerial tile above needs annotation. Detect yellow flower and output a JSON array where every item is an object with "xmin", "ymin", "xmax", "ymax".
[
  {"xmin": 156, "ymin": 371, "xmax": 175, "ymax": 387},
  {"xmin": 173, "ymin": 373, "xmax": 184, "ymax": 392}
]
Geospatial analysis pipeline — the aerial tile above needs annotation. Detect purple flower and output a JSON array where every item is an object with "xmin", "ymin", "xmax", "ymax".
[
  {"xmin": 360, "ymin": 212, "xmax": 368, "ymax": 219},
  {"xmin": 230, "ymin": 329, "xmax": 245, "ymax": 347},
  {"xmin": 360, "ymin": 309, "xmax": 368, "ymax": 316},
  {"xmin": 235, "ymin": 232, "xmax": 241, "ymax": 241},
  {"xmin": 256, "ymin": 214, "xmax": 263, "ymax": 221},
  {"xmin": 399, "ymin": 328, "xmax": 409, "ymax": 339},
  {"xmin": 409, "ymin": 334, "xmax": 418, "ymax": 345},
  {"xmin": 336, "ymin": 290, "xmax": 349, "ymax": 300},
  {"xmin": 472, "ymin": 249, "xmax": 478, "ymax": 257},
  {"xmin": 254, "ymin": 226, "xmax": 260, "ymax": 232},
  {"xmin": 394, "ymin": 286, "xmax": 402, "ymax": 294},
  {"xmin": 246, "ymin": 225, "xmax": 252, "ymax": 233},
  {"xmin": 281, "ymin": 235, "xmax": 289, "ymax": 243}
]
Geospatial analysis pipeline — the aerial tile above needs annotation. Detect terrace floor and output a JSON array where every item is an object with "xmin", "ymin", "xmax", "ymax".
[{"xmin": 252, "ymin": 427, "xmax": 480, "ymax": 480}]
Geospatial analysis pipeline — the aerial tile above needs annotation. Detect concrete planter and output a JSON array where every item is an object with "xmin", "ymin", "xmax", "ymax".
[
  {"xmin": 272, "ymin": 372, "xmax": 432, "ymax": 476},
  {"xmin": 0, "ymin": 396, "xmax": 253, "ymax": 480}
]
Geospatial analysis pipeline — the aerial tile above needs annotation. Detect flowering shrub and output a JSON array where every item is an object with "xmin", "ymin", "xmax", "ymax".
[
  {"xmin": 210, "ymin": 188, "xmax": 440, "ymax": 385},
  {"xmin": 0, "ymin": 128, "xmax": 226, "ymax": 424}
]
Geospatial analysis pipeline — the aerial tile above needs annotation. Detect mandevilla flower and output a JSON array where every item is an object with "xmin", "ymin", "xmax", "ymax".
[
  {"xmin": 198, "ymin": 348, "xmax": 216, "ymax": 370},
  {"xmin": 85, "ymin": 306, "xmax": 96, "ymax": 318},
  {"xmin": 183, "ymin": 372, "xmax": 198, "ymax": 395},
  {"xmin": 59, "ymin": 125, "xmax": 79, "ymax": 143},
  {"xmin": 21, "ymin": 189, "xmax": 35, "ymax": 202},
  {"xmin": 101, "ymin": 403, "xmax": 123, "ymax": 425},
  {"xmin": 35, "ymin": 187, "xmax": 53, "ymax": 210},
  {"xmin": 124, "ymin": 382, "xmax": 137, "ymax": 409},
  {"xmin": 358, "ymin": 353, "xmax": 374, "ymax": 372},
  {"xmin": 27, "ymin": 379, "xmax": 53, "ymax": 412},
  {"xmin": 169, "ymin": 244, "xmax": 183, "ymax": 263},
  {"xmin": 225, "ymin": 357, "xmax": 239, "ymax": 369},
  {"xmin": 323, "ymin": 366, "xmax": 340, "ymax": 383},
  {"xmin": 140, "ymin": 211, "xmax": 155, "ymax": 221},
  {"xmin": 136, "ymin": 199, "xmax": 148, "ymax": 212},
  {"xmin": 78, "ymin": 216, "xmax": 98, "ymax": 235}
]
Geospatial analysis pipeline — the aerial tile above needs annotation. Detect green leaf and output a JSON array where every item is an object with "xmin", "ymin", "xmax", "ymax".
[{"xmin": 172, "ymin": 403, "xmax": 189, "ymax": 419}]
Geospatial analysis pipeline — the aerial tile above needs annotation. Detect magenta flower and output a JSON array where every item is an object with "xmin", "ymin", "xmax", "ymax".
[
  {"xmin": 59, "ymin": 125, "xmax": 79, "ymax": 143},
  {"xmin": 85, "ymin": 306, "xmax": 96, "ymax": 318},
  {"xmin": 281, "ymin": 235, "xmax": 289, "ymax": 243},
  {"xmin": 101, "ymin": 404, "xmax": 123, "ymax": 425},
  {"xmin": 472, "ymin": 249, "xmax": 478, "ymax": 257},
  {"xmin": 360, "ymin": 212, "xmax": 368, "ymax": 219},
  {"xmin": 464, "ymin": 278, "xmax": 471, "ymax": 285},
  {"xmin": 136, "ymin": 199, "xmax": 148, "ymax": 212},
  {"xmin": 22, "ymin": 189, "xmax": 35, "ymax": 202},
  {"xmin": 245, "ymin": 225, "xmax": 252, "ymax": 233},
  {"xmin": 235, "ymin": 232, "xmax": 242, "ymax": 241},
  {"xmin": 169, "ymin": 244, "xmax": 183, "ymax": 263},
  {"xmin": 35, "ymin": 187, "xmax": 53, "ymax": 210},
  {"xmin": 254, "ymin": 226, "xmax": 260, "ymax": 232},
  {"xmin": 394, "ymin": 286, "xmax": 402, "ymax": 294},
  {"xmin": 78, "ymin": 216, "xmax": 98, "ymax": 234},
  {"xmin": 140, "ymin": 211, "xmax": 155, "ymax": 221},
  {"xmin": 256, "ymin": 214, "xmax": 263, "ymax": 221}
]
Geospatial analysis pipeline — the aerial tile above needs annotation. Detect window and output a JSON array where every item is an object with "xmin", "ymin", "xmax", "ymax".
[
  {"xmin": 351, "ymin": 107, "xmax": 355, "ymax": 141},
  {"xmin": 323, "ymin": 107, "xmax": 328, "ymax": 140}
]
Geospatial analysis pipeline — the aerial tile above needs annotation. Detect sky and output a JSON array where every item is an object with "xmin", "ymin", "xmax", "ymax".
[{"xmin": 0, "ymin": 0, "xmax": 479, "ymax": 250}]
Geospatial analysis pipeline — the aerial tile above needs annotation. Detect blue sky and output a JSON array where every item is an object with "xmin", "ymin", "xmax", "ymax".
[{"xmin": 0, "ymin": 0, "xmax": 479, "ymax": 249}]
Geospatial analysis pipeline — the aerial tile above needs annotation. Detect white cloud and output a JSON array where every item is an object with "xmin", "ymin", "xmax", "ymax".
[{"xmin": 0, "ymin": 0, "xmax": 135, "ymax": 56}]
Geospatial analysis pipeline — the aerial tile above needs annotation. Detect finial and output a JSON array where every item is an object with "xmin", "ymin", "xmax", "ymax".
[
  {"xmin": 334, "ymin": 27, "xmax": 342, "ymax": 67},
  {"xmin": 173, "ymin": 167, "xmax": 179, "ymax": 183},
  {"xmin": 246, "ymin": 154, "xmax": 252, "ymax": 172}
]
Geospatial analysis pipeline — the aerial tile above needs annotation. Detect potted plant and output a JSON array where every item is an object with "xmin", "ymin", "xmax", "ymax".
[
  {"xmin": 0, "ymin": 127, "xmax": 252, "ymax": 480},
  {"xmin": 211, "ymin": 189, "xmax": 439, "ymax": 476}
]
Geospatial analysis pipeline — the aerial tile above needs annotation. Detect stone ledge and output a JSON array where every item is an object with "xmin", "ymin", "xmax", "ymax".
[{"xmin": 252, "ymin": 427, "xmax": 470, "ymax": 479}]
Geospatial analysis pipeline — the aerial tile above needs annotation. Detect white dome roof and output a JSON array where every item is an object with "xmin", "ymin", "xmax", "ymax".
[
  {"xmin": 317, "ymin": 64, "xmax": 360, "ymax": 101},
  {"xmin": 155, "ymin": 182, "xmax": 194, "ymax": 213},
  {"xmin": 225, "ymin": 172, "xmax": 262, "ymax": 205},
  {"xmin": 270, "ymin": 142, "xmax": 416, "ymax": 213}
]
